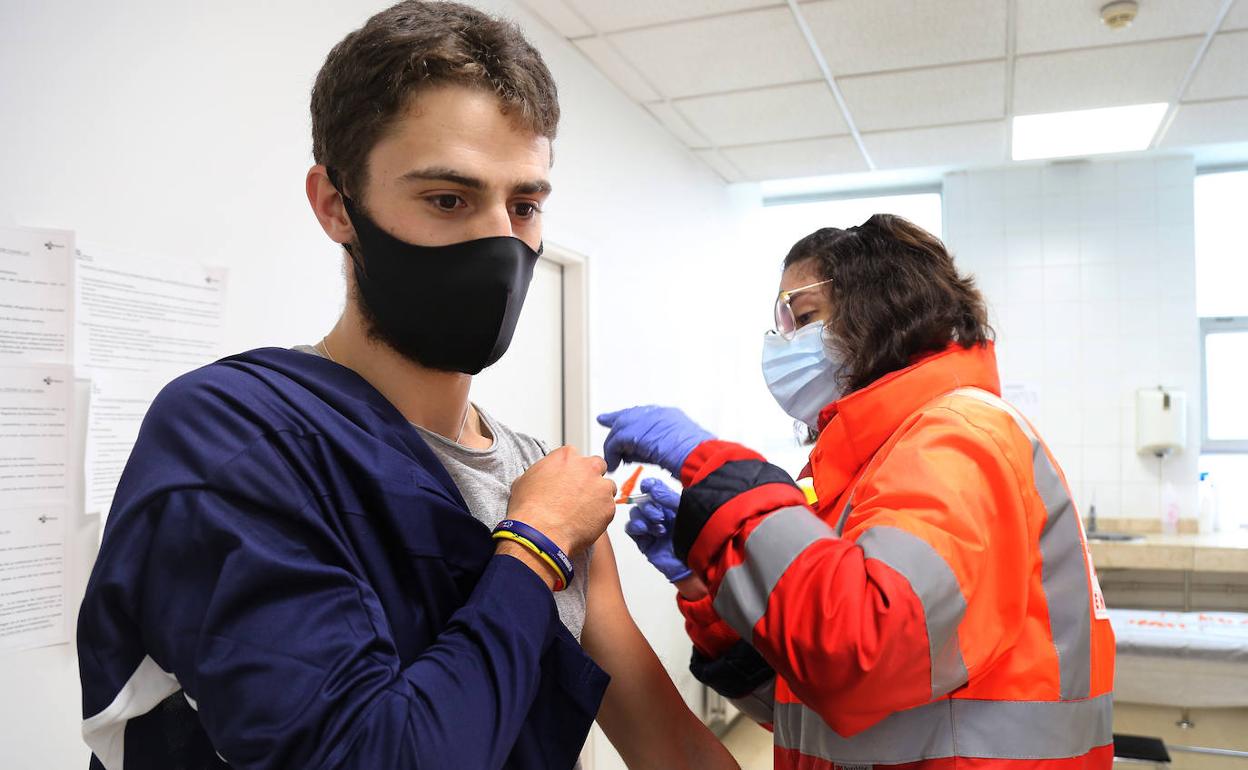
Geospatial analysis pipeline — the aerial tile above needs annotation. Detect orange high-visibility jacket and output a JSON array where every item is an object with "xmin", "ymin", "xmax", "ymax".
[{"xmin": 674, "ymin": 342, "xmax": 1115, "ymax": 769}]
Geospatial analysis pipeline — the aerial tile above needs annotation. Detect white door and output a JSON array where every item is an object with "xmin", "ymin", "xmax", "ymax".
[{"xmin": 471, "ymin": 257, "xmax": 564, "ymax": 446}]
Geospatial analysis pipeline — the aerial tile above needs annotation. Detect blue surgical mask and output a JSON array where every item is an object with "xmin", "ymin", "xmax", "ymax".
[{"xmin": 761, "ymin": 322, "xmax": 845, "ymax": 428}]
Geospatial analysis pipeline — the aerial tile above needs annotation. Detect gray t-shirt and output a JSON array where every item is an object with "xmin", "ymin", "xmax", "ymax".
[{"xmin": 295, "ymin": 345, "xmax": 590, "ymax": 640}]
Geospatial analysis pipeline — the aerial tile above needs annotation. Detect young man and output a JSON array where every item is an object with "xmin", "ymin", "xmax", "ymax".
[{"xmin": 77, "ymin": 3, "xmax": 738, "ymax": 768}]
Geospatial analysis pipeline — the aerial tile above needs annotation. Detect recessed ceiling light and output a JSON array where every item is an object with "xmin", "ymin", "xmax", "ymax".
[{"xmin": 1011, "ymin": 103, "xmax": 1168, "ymax": 161}]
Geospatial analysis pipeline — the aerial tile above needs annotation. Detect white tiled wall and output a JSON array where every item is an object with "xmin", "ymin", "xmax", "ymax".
[{"xmin": 943, "ymin": 157, "xmax": 1201, "ymax": 523}]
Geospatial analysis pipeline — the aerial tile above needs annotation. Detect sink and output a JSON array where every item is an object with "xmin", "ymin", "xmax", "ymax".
[{"xmin": 1086, "ymin": 531, "xmax": 1144, "ymax": 542}]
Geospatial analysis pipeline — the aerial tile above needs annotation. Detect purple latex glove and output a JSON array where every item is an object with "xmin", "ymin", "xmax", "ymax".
[
  {"xmin": 624, "ymin": 478, "xmax": 692, "ymax": 583},
  {"xmin": 597, "ymin": 405, "xmax": 714, "ymax": 476}
]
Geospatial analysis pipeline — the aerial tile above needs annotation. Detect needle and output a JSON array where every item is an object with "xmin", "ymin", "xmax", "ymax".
[{"xmin": 615, "ymin": 466, "xmax": 644, "ymax": 504}]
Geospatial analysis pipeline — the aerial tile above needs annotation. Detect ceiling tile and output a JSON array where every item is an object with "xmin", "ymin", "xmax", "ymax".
[
  {"xmin": 604, "ymin": 7, "xmax": 820, "ymax": 99},
  {"xmin": 1160, "ymin": 97, "xmax": 1248, "ymax": 146},
  {"xmin": 564, "ymin": 0, "xmax": 779, "ymax": 35},
  {"xmin": 838, "ymin": 61, "xmax": 1006, "ymax": 132},
  {"xmin": 517, "ymin": 0, "xmax": 594, "ymax": 38},
  {"xmin": 644, "ymin": 102, "xmax": 711, "ymax": 147},
  {"xmin": 862, "ymin": 120, "xmax": 1008, "ymax": 169},
  {"xmin": 720, "ymin": 136, "xmax": 868, "ymax": 181},
  {"xmin": 573, "ymin": 37, "xmax": 661, "ymax": 102},
  {"xmin": 1184, "ymin": 30, "xmax": 1248, "ymax": 101},
  {"xmin": 673, "ymin": 81, "xmax": 848, "ymax": 147},
  {"xmin": 1013, "ymin": 37, "xmax": 1201, "ymax": 114},
  {"xmin": 693, "ymin": 149, "xmax": 746, "ymax": 183},
  {"xmin": 1016, "ymin": 0, "xmax": 1223, "ymax": 54},
  {"xmin": 1223, "ymin": 0, "xmax": 1248, "ymax": 31},
  {"xmin": 802, "ymin": 0, "xmax": 1006, "ymax": 75}
]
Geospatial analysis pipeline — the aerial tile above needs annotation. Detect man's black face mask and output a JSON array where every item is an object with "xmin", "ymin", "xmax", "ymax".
[{"xmin": 338, "ymin": 192, "xmax": 541, "ymax": 375}]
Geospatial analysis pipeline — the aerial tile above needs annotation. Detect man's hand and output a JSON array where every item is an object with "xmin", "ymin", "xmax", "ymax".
[
  {"xmin": 506, "ymin": 445, "xmax": 616, "ymax": 558},
  {"xmin": 597, "ymin": 406, "xmax": 714, "ymax": 476}
]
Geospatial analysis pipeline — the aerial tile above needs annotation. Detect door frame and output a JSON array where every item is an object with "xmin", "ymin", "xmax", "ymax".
[{"xmin": 540, "ymin": 242, "xmax": 590, "ymax": 452}]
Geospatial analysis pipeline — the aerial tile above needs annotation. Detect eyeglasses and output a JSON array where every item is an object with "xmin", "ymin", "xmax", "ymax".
[{"xmin": 773, "ymin": 278, "xmax": 833, "ymax": 339}]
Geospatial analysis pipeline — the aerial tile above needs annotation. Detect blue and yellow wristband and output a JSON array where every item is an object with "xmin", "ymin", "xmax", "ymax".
[{"xmin": 492, "ymin": 519, "xmax": 574, "ymax": 592}]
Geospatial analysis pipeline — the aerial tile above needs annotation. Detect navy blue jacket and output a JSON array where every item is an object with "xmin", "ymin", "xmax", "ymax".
[{"xmin": 78, "ymin": 348, "xmax": 608, "ymax": 769}]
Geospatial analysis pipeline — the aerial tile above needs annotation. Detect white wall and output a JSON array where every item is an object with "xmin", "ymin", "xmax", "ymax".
[
  {"xmin": 0, "ymin": 1, "xmax": 760, "ymax": 767},
  {"xmin": 943, "ymin": 158, "xmax": 1202, "ymax": 526}
]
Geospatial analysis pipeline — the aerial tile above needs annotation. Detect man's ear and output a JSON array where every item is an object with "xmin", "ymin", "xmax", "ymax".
[{"xmin": 306, "ymin": 165, "xmax": 354, "ymax": 245}]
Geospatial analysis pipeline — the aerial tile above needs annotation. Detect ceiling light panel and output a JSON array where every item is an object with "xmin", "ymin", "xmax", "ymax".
[
  {"xmin": 604, "ymin": 7, "xmax": 820, "ymax": 99},
  {"xmin": 801, "ymin": 0, "xmax": 1006, "ymax": 75},
  {"xmin": 1011, "ymin": 103, "xmax": 1168, "ymax": 161}
]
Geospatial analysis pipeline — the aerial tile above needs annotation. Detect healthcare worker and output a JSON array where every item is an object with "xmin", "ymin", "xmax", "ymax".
[{"xmin": 602, "ymin": 215, "xmax": 1116, "ymax": 769}]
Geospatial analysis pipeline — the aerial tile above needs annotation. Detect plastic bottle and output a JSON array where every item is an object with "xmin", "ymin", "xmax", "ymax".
[{"xmin": 1198, "ymin": 472, "xmax": 1219, "ymax": 534}]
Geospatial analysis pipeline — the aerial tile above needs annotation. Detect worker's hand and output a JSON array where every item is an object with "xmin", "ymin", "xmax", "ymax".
[
  {"xmin": 625, "ymin": 479, "xmax": 692, "ymax": 583},
  {"xmin": 507, "ymin": 445, "xmax": 617, "ymax": 558},
  {"xmin": 597, "ymin": 405, "xmax": 714, "ymax": 476}
]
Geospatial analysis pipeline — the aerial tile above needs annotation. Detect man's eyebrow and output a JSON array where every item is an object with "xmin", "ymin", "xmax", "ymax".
[
  {"xmin": 399, "ymin": 167, "xmax": 485, "ymax": 190},
  {"xmin": 399, "ymin": 168, "xmax": 551, "ymax": 196},
  {"xmin": 514, "ymin": 179, "xmax": 553, "ymax": 196}
]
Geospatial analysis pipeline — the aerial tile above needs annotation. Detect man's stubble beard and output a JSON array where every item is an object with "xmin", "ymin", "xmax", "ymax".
[{"xmin": 346, "ymin": 242, "xmax": 451, "ymax": 374}]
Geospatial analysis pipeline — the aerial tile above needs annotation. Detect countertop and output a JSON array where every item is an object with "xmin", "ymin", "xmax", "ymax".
[{"xmin": 1088, "ymin": 529, "xmax": 1248, "ymax": 573}]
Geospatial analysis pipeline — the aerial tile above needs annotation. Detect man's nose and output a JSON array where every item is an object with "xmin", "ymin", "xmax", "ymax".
[{"xmin": 468, "ymin": 202, "xmax": 516, "ymax": 240}]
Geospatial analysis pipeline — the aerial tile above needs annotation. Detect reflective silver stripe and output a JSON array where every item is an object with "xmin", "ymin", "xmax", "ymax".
[
  {"xmin": 713, "ymin": 506, "xmax": 835, "ymax": 643},
  {"xmin": 952, "ymin": 388, "xmax": 1092, "ymax": 700},
  {"xmin": 1033, "ymin": 443, "xmax": 1093, "ymax": 698},
  {"xmin": 833, "ymin": 496, "xmax": 853, "ymax": 536},
  {"xmin": 774, "ymin": 693, "xmax": 1113, "ymax": 763},
  {"xmin": 729, "ymin": 676, "xmax": 776, "ymax": 725},
  {"xmin": 857, "ymin": 526, "xmax": 969, "ymax": 699}
]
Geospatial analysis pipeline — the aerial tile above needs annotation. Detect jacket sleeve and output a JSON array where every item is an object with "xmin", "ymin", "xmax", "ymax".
[
  {"xmin": 677, "ymin": 584, "xmax": 778, "ymax": 728},
  {"xmin": 88, "ymin": 483, "xmax": 567, "ymax": 770},
  {"xmin": 673, "ymin": 408, "xmax": 1028, "ymax": 737}
]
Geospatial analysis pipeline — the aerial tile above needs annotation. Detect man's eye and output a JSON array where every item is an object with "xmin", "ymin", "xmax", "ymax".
[
  {"xmin": 429, "ymin": 194, "xmax": 464, "ymax": 211},
  {"xmin": 513, "ymin": 202, "xmax": 542, "ymax": 219}
]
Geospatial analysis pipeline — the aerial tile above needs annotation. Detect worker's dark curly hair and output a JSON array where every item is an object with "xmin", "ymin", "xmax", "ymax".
[
  {"xmin": 784, "ymin": 214, "xmax": 994, "ymax": 395},
  {"xmin": 311, "ymin": 0, "xmax": 559, "ymax": 200}
]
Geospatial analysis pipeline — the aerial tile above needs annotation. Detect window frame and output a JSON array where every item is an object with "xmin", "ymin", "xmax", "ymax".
[{"xmin": 1200, "ymin": 315, "xmax": 1248, "ymax": 453}]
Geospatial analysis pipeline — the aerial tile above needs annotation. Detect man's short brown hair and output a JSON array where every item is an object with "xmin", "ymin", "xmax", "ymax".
[{"xmin": 311, "ymin": 0, "xmax": 559, "ymax": 199}]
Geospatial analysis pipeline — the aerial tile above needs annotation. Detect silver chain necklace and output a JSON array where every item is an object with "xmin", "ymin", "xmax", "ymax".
[{"xmin": 318, "ymin": 337, "xmax": 471, "ymax": 444}]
